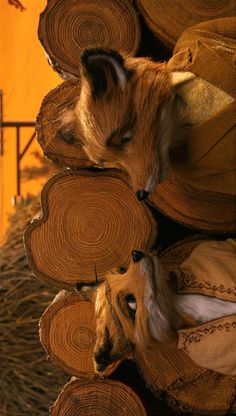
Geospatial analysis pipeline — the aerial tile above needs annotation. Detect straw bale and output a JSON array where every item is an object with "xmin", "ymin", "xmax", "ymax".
[{"xmin": 0, "ymin": 196, "xmax": 68, "ymax": 416}]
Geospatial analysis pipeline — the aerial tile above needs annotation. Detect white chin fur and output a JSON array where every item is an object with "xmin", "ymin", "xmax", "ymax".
[
  {"xmin": 142, "ymin": 257, "xmax": 173, "ymax": 343},
  {"xmin": 143, "ymin": 258, "xmax": 236, "ymax": 332},
  {"xmin": 175, "ymin": 293, "xmax": 236, "ymax": 323},
  {"xmin": 145, "ymin": 163, "xmax": 160, "ymax": 193}
]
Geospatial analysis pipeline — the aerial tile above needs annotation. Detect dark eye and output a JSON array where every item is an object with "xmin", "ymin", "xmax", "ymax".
[
  {"xmin": 58, "ymin": 129, "xmax": 76, "ymax": 144},
  {"xmin": 110, "ymin": 130, "xmax": 132, "ymax": 149},
  {"xmin": 120, "ymin": 130, "xmax": 132, "ymax": 146},
  {"xmin": 125, "ymin": 294, "xmax": 137, "ymax": 312},
  {"xmin": 118, "ymin": 267, "xmax": 127, "ymax": 274},
  {"xmin": 58, "ymin": 128, "xmax": 83, "ymax": 147}
]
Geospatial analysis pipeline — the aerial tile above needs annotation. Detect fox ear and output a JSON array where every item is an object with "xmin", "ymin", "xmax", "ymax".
[
  {"xmin": 80, "ymin": 48, "xmax": 131, "ymax": 99},
  {"xmin": 75, "ymin": 282, "xmax": 98, "ymax": 302},
  {"xmin": 171, "ymin": 71, "xmax": 195, "ymax": 87}
]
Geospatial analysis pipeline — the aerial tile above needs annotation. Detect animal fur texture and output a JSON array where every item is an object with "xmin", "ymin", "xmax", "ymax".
[
  {"xmin": 59, "ymin": 47, "xmax": 233, "ymax": 197},
  {"xmin": 77, "ymin": 247, "xmax": 236, "ymax": 373}
]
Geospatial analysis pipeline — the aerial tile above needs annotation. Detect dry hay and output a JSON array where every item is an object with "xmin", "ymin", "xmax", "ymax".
[{"xmin": 0, "ymin": 195, "xmax": 68, "ymax": 416}]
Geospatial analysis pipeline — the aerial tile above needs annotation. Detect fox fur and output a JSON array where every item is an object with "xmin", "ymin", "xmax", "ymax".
[
  {"xmin": 77, "ymin": 249, "xmax": 236, "ymax": 373},
  {"xmin": 59, "ymin": 48, "xmax": 232, "ymax": 196}
]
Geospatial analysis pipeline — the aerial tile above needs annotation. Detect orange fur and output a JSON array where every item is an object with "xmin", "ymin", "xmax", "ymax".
[
  {"xmin": 78, "ymin": 253, "xmax": 176, "ymax": 372},
  {"xmin": 60, "ymin": 51, "xmax": 188, "ymax": 194},
  {"xmin": 78, "ymin": 248, "xmax": 236, "ymax": 372},
  {"xmin": 78, "ymin": 57, "xmax": 175, "ymax": 193}
]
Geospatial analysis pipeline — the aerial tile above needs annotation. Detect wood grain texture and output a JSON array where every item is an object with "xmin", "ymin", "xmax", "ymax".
[
  {"xmin": 39, "ymin": 290, "xmax": 119, "ymax": 378},
  {"xmin": 36, "ymin": 79, "xmax": 93, "ymax": 169},
  {"xmin": 51, "ymin": 378, "xmax": 147, "ymax": 415},
  {"xmin": 149, "ymin": 175, "xmax": 236, "ymax": 233},
  {"xmin": 24, "ymin": 169, "xmax": 157, "ymax": 288},
  {"xmin": 136, "ymin": 0, "xmax": 236, "ymax": 48},
  {"xmin": 38, "ymin": 0, "xmax": 141, "ymax": 79}
]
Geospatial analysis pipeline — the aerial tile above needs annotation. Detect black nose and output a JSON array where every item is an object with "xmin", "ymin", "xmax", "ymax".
[
  {"xmin": 136, "ymin": 190, "xmax": 149, "ymax": 201},
  {"xmin": 132, "ymin": 250, "xmax": 145, "ymax": 262}
]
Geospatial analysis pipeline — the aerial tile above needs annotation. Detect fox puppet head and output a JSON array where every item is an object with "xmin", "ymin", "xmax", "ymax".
[
  {"xmin": 76, "ymin": 250, "xmax": 176, "ymax": 373},
  {"xmin": 60, "ymin": 48, "xmax": 193, "ymax": 199}
]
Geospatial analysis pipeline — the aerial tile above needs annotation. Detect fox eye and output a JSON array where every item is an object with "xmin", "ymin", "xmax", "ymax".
[
  {"xmin": 106, "ymin": 128, "xmax": 133, "ymax": 149},
  {"xmin": 120, "ymin": 130, "xmax": 132, "ymax": 146},
  {"xmin": 118, "ymin": 267, "xmax": 127, "ymax": 274},
  {"xmin": 125, "ymin": 294, "xmax": 137, "ymax": 312}
]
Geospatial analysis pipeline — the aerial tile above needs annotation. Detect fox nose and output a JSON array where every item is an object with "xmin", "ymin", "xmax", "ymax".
[
  {"xmin": 132, "ymin": 250, "xmax": 145, "ymax": 262},
  {"xmin": 94, "ymin": 350, "xmax": 109, "ymax": 372},
  {"xmin": 136, "ymin": 190, "xmax": 149, "ymax": 201}
]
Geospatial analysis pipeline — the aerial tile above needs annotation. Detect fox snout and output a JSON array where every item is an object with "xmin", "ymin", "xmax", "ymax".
[
  {"xmin": 94, "ymin": 346, "xmax": 112, "ymax": 373},
  {"xmin": 94, "ymin": 327, "xmax": 114, "ymax": 372},
  {"xmin": 94, "ymin": 326, "xmax": 127, "ymax": 373}
]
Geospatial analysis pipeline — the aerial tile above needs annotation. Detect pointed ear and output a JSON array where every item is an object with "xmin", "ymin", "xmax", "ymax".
[
  {"xmin": 75, "ymin": 282, "xmax": 98, "ymax": 302},
  {"xmin": 80, "ymin": 48, "xmax": 132, "ymax": 99},
  {"xmin": 171, "ymin": 71, "xmax": 195, "ymax": 87}
]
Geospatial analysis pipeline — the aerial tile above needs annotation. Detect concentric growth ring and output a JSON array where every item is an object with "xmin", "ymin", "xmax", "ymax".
[
  {"xmin": 24, "ymin": 170, "xmax": 157, "ymax": 288},
  {"xmin": 51, "ymin": 378, "xmax": 147, "ymax": 415},
  {"xmin": 38, "ymin": 0, "xmax": 141, "ymax": 79},
  {"xmin": 39, "ymin": 291, "xmax": 119, "ymax": 378},
  {"xmin": 136, "ymin": 0, "xmax": 236, "ymax": 48}
]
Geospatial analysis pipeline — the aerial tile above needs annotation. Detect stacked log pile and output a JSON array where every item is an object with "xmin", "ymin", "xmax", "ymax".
[
  {"xmin": 22, "ymin": 1, "xmax": 236, "ymax": 415},
  {"xmin": 136, "ymin": 0, "xmax": 235, "ymax": 49},
  {"xmin": 24, "ymin": 170, "xmax": 160, "ymax": 414}
]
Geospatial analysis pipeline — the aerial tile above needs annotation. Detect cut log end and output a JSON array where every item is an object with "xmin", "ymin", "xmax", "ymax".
[
  {"xmin": 136, "ymin": 0, "xmax": 236, "ymax": 48},
  {"xmin": 51, "ymin": 378, "xmax": 147, "ymax": 416},
  {"xmin": 149, "ymin": 176, "xmax": 236, "ymax": 233},
  {"xmin": 24, "ymin": 170, "xmax": 157, "ymax": 288},
  {"xmin": 39, "ymin": 291, "xmax": 119, "ymax": 377},
  {"xmin": 36, "ymin": 79, "xmax": 94, "ymax": 169},
  {"xmin": 38, "ymin": 0, "xmax": 141, "ymax": 78}
]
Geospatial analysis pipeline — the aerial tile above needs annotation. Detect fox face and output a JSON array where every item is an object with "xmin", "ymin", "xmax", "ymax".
[
  {"xmin": 77, "ymin": 250, "xmax": 176, "ymax": 373},
  {"xmin": 63, "ymin": 48, "xmax": 192, "ymax": 199}
]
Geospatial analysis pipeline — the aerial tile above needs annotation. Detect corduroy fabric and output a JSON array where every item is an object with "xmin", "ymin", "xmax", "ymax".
[
  {"xmin": 135, "ymin": 237, "xmax": 236, "ymax": 415},
  {"xmin": 175, "ymin": 239, "xmax": 236, "ymax": 375},
  {"xmin": 152, "ymin": 17, "xmax": 236, "ymax": 232}
]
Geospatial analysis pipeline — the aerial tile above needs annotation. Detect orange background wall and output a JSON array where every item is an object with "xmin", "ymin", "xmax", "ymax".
[{"xmin": 0, "ymin": 0, "xmax": 61, "ymax": 243}]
